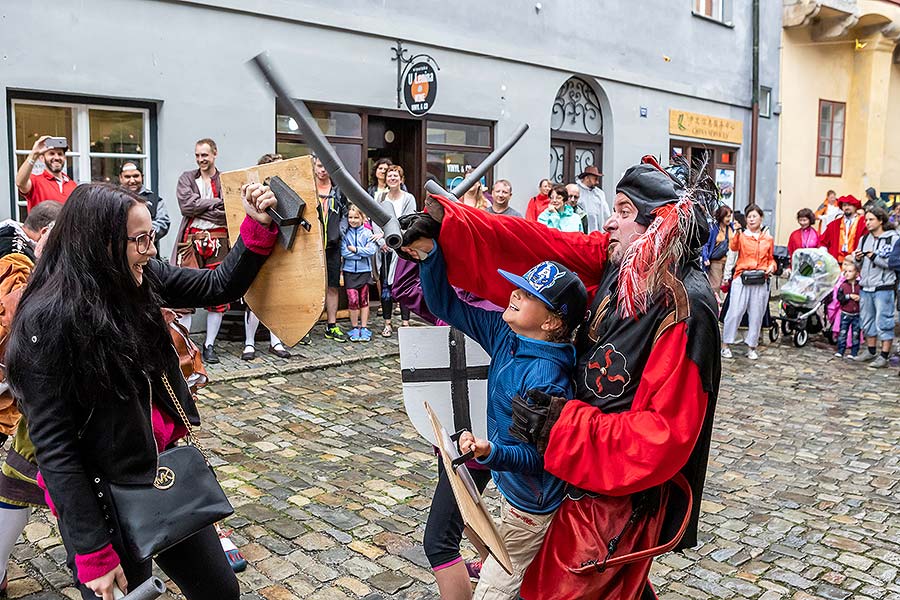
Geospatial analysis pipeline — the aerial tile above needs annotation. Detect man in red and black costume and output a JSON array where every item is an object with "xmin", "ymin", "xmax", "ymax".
[
  {"xmin": 399, "ymin": 157, "xmax": 721, "ymax": 599},
  {"xmin": 819, "ymin": 194, "xmax": 865, "ymax": 264}
]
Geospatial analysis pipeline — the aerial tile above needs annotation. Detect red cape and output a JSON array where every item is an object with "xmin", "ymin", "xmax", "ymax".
[{"xmin": 819, "ymin": 215, "xmax": 865, "ymax": 263}]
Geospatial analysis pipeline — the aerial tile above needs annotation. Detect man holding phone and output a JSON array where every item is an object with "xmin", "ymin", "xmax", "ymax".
[{"xmin": 15, "ymin": 135, "xmax": 77, "ymax": 210}]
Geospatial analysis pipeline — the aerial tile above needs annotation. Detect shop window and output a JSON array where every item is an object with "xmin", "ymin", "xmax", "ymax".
[
  {"xmin": 427, "ymin": 149, "xmax": 490, "ymax": 190},
  {"xmin": 276, "ymin": 105, "xmax": 364, "ymax": 181},
  {"xmin": 816, "ymin": 100, "xmax": 844, "ymax": 177},
  {"xmin": 11, "ymin": 98, "xmax": 152, "ymax": 217},
  {"xmin": 693, "ymin": 0, "xmax": 733, "ymax": 25},
  {"xmin": 277, "ymin": 108, "xmax": 361, "ymax": 138},
  {"xmin": 426, "ymin": 117, "xmax": 493, "ymax": 191},
  {"xmin": 427, "ymin": 121, "xmax": 490, "ymax": 147},
  {"xmin": 671, "ymin": 141, "xmax": 737, "ymax": 209}
]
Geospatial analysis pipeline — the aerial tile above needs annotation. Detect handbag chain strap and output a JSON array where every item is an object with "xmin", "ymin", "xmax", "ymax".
[{"xmin": 160, "ymin": 372, "xmax": 211, "ymax": 463}]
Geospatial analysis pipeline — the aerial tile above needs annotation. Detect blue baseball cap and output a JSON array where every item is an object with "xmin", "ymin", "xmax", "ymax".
[{"xmin": 498, "ymin": 261, "xmax": 588, "ymax": 330}]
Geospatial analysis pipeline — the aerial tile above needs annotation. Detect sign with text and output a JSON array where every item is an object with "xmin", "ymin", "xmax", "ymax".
[
  {"xmin": 403, "ymin": 61, "xmax": 438, "ymax": 116},
  {"xmin": 669, "ymin": 109, "xmax": 743, "ymax": 145}
]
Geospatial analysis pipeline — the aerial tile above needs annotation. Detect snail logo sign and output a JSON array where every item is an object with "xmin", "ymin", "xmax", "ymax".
[{"xmin": 403, "ymin": 61, "xmax": 437, "ymax": 116}]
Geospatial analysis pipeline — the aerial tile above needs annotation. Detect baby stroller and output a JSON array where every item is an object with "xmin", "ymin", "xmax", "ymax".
[{"xmin": 769, "ymin": 248, "xmax": 840, "ymax": 347}]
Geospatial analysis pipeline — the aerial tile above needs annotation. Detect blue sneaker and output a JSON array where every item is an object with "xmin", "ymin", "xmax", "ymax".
[
  {"xmin": 349, "ymin": 327, "xmax": 361, "ymax": 342},
  {"xmin": 359, "ymin": 328, "xmax": 372, "ymax": 342}
]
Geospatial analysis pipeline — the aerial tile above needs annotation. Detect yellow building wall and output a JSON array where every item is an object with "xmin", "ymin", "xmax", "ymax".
[
  {"xmin": 881, "ymin": 64, "xmax": 900, "ymax": 194},
  {"xmin": 777, "ymin": 28, "xmax": 856, "ymax": 243}
]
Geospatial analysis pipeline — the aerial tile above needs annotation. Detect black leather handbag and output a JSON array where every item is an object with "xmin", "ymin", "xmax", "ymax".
[
  {"xmin": 107, "ymin": 374, "xmax": 233, "ymax": 563},
  {"xmin": 740, "ymin": 269, "xmax": 767, "ymax": 286}
]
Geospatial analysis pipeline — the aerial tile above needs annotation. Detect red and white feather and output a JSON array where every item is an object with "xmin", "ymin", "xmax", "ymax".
[{"xmin": 617, "ymin": 193, "xmax": 697, "ymax": 319}]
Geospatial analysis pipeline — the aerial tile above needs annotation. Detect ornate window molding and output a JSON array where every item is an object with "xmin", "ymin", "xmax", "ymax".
[{"xmin": 551, "ymin": 77, "xmax": 603, "ymax": 137}]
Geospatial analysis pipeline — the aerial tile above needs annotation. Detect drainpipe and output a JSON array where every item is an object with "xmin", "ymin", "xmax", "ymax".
[{"xmin": 748, "ymin": 0, "xmax": 760, "ymax": 208}]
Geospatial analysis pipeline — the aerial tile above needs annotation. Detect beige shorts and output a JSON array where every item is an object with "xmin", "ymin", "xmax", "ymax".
[{"xmin": 473, "ymin": 498, "xmax": 556, "ymax": 600}]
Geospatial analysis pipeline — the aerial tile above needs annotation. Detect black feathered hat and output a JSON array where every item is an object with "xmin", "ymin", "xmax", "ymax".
[{"xmin": 616, "ymin": 164, "xmax": 680, "ymax": 227}]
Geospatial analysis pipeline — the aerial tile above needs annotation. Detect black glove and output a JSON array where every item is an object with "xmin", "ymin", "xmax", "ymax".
[
  {"xmin": 395, "ymin": 212, "xmax": 442, "ymax": 261},
  {"xmin": 509, "ymin": 389, "xmax": 567, "ymax": 455}
]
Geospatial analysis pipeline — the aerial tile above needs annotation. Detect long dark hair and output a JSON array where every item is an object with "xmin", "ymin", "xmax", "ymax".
[{"xmin": 7, "ymin": 184, "xmax": 169, "ymax": 407}]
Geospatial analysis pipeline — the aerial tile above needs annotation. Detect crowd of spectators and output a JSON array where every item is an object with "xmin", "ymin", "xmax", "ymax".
[{"xmin": 712, "ymin": 188, "xmax": 899, "ymax": 371}]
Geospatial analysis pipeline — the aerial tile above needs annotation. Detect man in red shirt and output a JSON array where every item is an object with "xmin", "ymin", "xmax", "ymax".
[{"xmin": 15, "ymin": 135, "xmax": 77, "ymax": 210}]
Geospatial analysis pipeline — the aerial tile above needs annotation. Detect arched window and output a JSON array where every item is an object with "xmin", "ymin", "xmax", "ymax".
[{"xmin": 549, "ymin": 77, "xmax": 603, "ymax": 185}]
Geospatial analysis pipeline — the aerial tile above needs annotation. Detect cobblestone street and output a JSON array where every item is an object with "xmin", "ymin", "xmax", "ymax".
[{"xmin": 5, "ymin": 323, "xmax": 899, "ymax": 599}]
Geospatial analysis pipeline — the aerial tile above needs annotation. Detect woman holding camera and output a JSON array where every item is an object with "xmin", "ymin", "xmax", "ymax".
[
  {"xmin": 721, "ymin": 205, "xmax": 776, "ymax": 360},
  {"xmin": 6, "ymin": 182, "xmax": 277, "ymax": 600}
]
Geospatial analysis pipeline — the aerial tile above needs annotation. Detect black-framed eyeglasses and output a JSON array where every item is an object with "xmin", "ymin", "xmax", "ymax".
[{"xmin": 127, "ymin": 230, "xmax": 156, "ymax": 255}]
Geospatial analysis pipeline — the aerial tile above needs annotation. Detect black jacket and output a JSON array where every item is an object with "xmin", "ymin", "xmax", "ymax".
[{"xmin": 14, "ymin": 236, "xmax": 266, "ymax": 557}]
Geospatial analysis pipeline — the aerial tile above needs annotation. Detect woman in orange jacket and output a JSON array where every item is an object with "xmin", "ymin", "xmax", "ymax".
[{"xmin": 721, "ymin": 205, "xmax": 777, "ymax": 360}]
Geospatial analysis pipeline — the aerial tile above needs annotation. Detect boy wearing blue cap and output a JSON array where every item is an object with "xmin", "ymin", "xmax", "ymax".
[{"xmin": 416, "ymin": 240, "xmax": 587, "ymax": 600}]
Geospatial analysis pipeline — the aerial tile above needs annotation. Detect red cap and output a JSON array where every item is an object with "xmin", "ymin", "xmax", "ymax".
[{"xmin": 838, "ymin": 195, "xmax": 861, "ymax": 210}]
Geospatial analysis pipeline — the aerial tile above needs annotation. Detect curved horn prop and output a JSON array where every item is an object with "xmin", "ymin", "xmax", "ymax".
[
  {"xmin": 424, "ymin": 123, "xmax": 529, "ymax": 202},
  {"xmin": 251, "ymin": 52, "xmax": 403, "ymax": 248}
]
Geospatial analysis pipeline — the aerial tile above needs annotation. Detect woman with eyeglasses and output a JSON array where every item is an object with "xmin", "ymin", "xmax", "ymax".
[
  {"xmin": 6, "ymin": 182, "xmax": 277, "ymax": 600},
  {"xmin": 537, "ymin": 185, "xmax": 584, "ymax": 233}
]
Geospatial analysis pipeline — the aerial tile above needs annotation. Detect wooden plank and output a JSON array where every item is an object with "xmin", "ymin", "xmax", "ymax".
[
  {"xmin": 220, "ymin": 156, "xmax": 326, "ymax": 347},
  {"xmin": 425, "ymin": 402, "xmax": 513, "ymax": 575}
]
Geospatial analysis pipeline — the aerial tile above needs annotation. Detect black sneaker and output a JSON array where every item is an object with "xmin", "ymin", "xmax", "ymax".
[
  {"xmin": 324, "ymin": 325, "xmax": 348, "ymax": 343},
  {"xmin": 268, "ymin": 344, "xmax": 291, "ymax": 359},
  {"xmin": 297, "ymin": 334, "xmax": 312, "ymax": 346},
  {"xmin": 203, "ymin": 344, "xmax": 220, "ymax": 364}
]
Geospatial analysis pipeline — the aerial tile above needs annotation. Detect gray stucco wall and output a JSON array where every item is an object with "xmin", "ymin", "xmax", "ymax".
[{"xmin": 0, "ymin": 0, "xmax": 781, "ymax": 255}]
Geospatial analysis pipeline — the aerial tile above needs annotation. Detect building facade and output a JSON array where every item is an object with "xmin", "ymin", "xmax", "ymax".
[
  {"xmin": 778, "ymin": 0, "xmax": 900, "ymax": 242},
  {"xmin": 2, "ymin": 0, "xmax": 781, "ymax": 257}
]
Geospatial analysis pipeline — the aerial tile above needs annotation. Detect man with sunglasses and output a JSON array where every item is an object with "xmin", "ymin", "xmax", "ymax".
[{"xmin": 119, "ymin": 162, "xmax": 170, "ymax": 254}]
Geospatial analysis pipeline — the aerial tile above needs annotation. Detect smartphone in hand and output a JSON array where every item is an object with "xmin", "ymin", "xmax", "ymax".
[{"xmin": 45, "ymin": 137, "xmax": 68, "ymax": 149}]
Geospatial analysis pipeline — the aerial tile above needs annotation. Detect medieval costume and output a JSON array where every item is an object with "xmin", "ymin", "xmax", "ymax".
[
  {"xmin": 408, "ymin": 158, "xmax": 721, "ymax": 599},
  {"xmin": 819, "ymin": 196, "xmax": 865, "ymax": 264},
  {"xmin": 172, "ymin": 168, "xmax": 231, "ymax": 312}
]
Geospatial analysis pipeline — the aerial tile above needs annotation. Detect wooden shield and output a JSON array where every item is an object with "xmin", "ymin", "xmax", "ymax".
[
  {"xmin": 220, "ymin": 156, "xmax": 325, "ymax": 346},
  {"xmin": 426, "ymin": 402, "xmax": 512, "ymax": 575},
  {"xmin": 399, "ymin": 326, "xmax": 489, "ymax": 447}
]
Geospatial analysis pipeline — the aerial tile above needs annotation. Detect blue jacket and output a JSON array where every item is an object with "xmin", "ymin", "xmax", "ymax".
[
  {"xmin": 701, "ymin": 222, "xmax": 733, "ymax": 266},
  {"xmin": 340, "ymin": 225, "xmax": 377, "ymax": 273},
  {"xmin": 889, "ymin": 233, "xmax": 900, "ymax": 273},
  {"xmin": 538, "ymin": 204, "xmax": 584, "ymax": 233},
  {"xmin": 419, "ymin": 246, "xmax": 573, "ymax": 514}
]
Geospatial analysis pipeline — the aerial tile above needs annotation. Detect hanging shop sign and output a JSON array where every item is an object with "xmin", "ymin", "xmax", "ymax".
[
  {"xmin": 669, "ymin": 109, "xmax": 743, "ymax": 145},
  {"xmin": 392, "ymin": 40, "xmax": 440, "ymax": 117},
  {"xmin": 403, "ymin": 62, "xmax": 438, "ymax": 116}
]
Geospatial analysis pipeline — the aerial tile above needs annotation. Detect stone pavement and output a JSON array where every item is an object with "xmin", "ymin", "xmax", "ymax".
[
  {"xmin": 4, "ymin": 322, "xmax": 899, "ymax": 599},
  {"xmin": 199, "ymin": 321, "xmax": 403, "ymax": 383}
]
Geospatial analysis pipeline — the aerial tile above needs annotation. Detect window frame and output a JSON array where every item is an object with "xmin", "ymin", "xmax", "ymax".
[
  {"xmin": 692, "ymin": 0, "xmax": 734, "ymax": 27},
  {"xmin": 274, "ymin": 103, "xmax": 494, "ymax": 193},
  {"xmin": 424, "ymin": 114, "xmax": 495, "ymax": 194},
  {"xmin": 816, "ymin": 99, "xmax": 845, "ymax": 178},
  {"xmin": 550, "ymin": 76, "xmax": 604, "ymax": 186},
  {"xmin": 8, "ymin": 91, "xmax": 156, "ymax": 218},
  {"xmin": 759, "ymin": 86, "xmax": 772, "ymax": 119}
]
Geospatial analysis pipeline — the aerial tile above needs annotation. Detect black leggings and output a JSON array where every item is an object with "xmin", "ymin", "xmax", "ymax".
[
  {"xmin": 423, "ymin": 459, "xmax": 492, "ymax": 569},
  {"xmin": 379, "ymin": 252, "xmax": 410, "ymax": 322},
  {"xmin": 63, "ymin": 523, "xmax": 239, "ymax": 600},
  {"xmin": 381, "ymin": 298, "xmax": 410, "ymax": 322}
]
